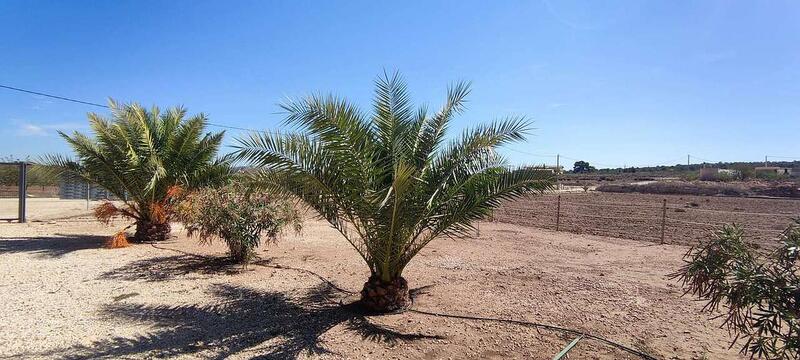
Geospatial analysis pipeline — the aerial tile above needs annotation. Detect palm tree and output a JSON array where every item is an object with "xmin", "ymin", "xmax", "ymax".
[
  {"xmin": 235, "ymin": 72, "xmax": 554, "ymax": 312},
  {"xmin": 44, "ymin": 100, "xmax": 230, "ymax": 242}
]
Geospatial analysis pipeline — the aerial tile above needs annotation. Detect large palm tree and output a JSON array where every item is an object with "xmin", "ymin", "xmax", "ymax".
[
  {"xmin": 235, "ymin": 73, "xmax": 554, "ymax": 312},
  {"xmin": 44, "ymin": 100, "xmax": 230, "ymax": 242}
]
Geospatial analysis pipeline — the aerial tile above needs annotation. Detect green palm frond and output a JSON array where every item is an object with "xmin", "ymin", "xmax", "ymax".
[
  {"xmin": 40, "ymin": 100, "xmax": 231, "ymax": 222},
  {"xmin": 234, "ymin": 73, "xmax": 554, "ymax": 281}
]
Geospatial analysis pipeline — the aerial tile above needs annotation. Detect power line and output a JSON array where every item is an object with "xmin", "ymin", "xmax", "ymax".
[
  {"xmin": 506, "ymin": 148, "xmax": 557, "ymax": 158},
  {"xmin": 0, "ymin": 83, "xmax": 277, "ymax": 134},
  {"xmin": 2, "ymin": 83, "xmax": 790, "ymax": 168},
  {"xmin": 0, "ymin": 84, "xmax": 107, "ymax": 108}
]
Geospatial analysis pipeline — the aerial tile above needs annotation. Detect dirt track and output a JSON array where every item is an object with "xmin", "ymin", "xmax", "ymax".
[
  {"xmin": 1, "ymin": 216, "xmax": 745, "ymax": 359},
  {"xmin": 497, "ymin": 192, "xmax": 800, "ymax": 247}
]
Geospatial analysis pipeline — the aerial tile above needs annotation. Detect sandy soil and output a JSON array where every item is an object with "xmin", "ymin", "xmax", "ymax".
[
  {"xmin": 498, "ymin": 192, "xmax": 800, "ymax": 246},
  {"xmin": 0, "ymin": 198, "xmax": 103, "ymax": 221},
  {"xmin": 0, "ymin": 214, "xmax": 746, "ymax": 360}
]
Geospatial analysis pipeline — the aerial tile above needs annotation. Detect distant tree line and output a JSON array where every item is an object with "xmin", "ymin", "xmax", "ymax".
[{"xmin": 592, "ymin": 160, "xmax": 799, "ymax": 175}]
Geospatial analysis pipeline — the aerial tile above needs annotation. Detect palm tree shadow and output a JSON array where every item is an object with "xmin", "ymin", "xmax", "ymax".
[
  {"xmin": 0, "ymin": 234, "xmax": 107, "ymax": 258},
  {"xmin": 99, "ymin": 254, "xmax": 242, "ymax": 282},
  {"xmin": 38, "ymin": 283, "xmax": 442, "ymax": 359}
]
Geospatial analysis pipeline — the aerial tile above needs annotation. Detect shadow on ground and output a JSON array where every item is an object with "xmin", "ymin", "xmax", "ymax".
[
  {"xmin": 0, "ymin": 234, "xmax": 107, "ymax": 258},
  {"xmin": 99, "ymin": 254, "xmax": 243, "ymax": 281},
  {"xmin": 33, "ymin": 283, "xmax": 442, "ymax": 359}
]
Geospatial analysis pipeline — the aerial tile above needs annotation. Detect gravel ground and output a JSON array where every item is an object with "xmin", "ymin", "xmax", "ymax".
[
  {"xmin": 0, "ymin": 198, "xmax": 105, "ymax": 221},
  {"xmin": 0, "ymin": 216, "xmax": 745, "ymax": 359}
]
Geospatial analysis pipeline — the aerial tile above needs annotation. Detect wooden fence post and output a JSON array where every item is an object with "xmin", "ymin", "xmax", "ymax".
[
  {"xmin": 556, "ymin": 195, "xmax": 561, "ymax": 232},
  {"xmin": 660, "ymin": 198, "xmax": 667, "ymax": 244}
]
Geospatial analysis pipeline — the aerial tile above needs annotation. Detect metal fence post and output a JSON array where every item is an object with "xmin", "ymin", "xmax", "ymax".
[
  {"xmin": 660, "ymin": 198, "xmax": 667, "ymax": 244},
  {"xmin": 556, "ymin": 195, "xmax": 561, "ymax": 231},
  {"xmin": 17, "ymin": 162, "xmax": 27, "ymax": 223}
]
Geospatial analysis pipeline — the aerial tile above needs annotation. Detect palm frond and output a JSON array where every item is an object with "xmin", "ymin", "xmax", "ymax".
[
  {"xmin": 235, "ymin": 73, "xmax": 554, "ymax": 282},
  {"xmin": 41, "ymin": 99, "xmax": 230, "ymax": 226}
]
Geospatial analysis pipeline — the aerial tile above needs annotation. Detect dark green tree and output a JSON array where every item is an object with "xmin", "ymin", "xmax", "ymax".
[{"xmin": 572, "ymin": 160, "xmax": 596, "ymax": 173}]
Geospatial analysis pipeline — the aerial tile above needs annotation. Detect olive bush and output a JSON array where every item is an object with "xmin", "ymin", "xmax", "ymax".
[
  {"xmin": 673, "ymin": 222, "xmax": 800, "ymax": 359},
  {"xmin": 176, "ymin": 184, "xmax": 302, "ymax": 264}
]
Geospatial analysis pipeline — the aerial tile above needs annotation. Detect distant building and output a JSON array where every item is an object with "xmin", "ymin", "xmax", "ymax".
[
  {"xmin": 527, "ymin": 165, "xmax": 563, "ymax": 174},
  {"xmin": 699, "ymin": 168, "xmax": 741, "ymax": 180},
  {"xmin": 754, "ymin": 167, "xmax": 792, "ymax": 176}
]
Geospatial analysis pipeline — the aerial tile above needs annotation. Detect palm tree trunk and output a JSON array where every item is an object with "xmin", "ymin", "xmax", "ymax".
[
  {"xmin": 360, "ymin": 275, "xmax": 410, "ymax": 313},
  {"xmin": 133, "ymin": 219, "xmax": 171, "ymax": 242}
]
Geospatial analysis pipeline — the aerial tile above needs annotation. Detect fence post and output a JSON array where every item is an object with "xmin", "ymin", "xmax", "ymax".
[
  {"xmin": 660, "ymin": 198, "xmax": 667, "ymax": 244},
  {"xmin": 17, "ymin": 162, "xmax": 27, "ymax": 223},
  {"xmin": 556, "ymin": 195, "xmax": 561, "ymax": 231}
]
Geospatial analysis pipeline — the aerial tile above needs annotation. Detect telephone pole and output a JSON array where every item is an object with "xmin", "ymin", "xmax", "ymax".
[
  {"xmin": 556, "ymin": 154, "xmax": 560, "ymax": 172},
  {"xmin": 687, "ymin": 154, "xmax": 690, "ymax": 167},
  {"xmin": 765, "ymin": 155, "xmax": 768, "ymax": 167},
  {"xmin": 556, "ymin": 154, "xmax": 561, "ymax": 191}
]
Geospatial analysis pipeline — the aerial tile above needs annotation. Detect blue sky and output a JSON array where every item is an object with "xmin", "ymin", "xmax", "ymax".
[{"xmin": 1, "ymin": 0, "xmax": 799, "ymax": 168}]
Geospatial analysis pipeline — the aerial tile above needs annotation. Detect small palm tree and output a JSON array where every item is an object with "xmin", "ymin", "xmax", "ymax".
[
  {"xmin": 235, "ymin": 72, "xmax": 553, "ymax": 312},
  {"xmin": 44, "ymin": 100, "xmax": 230, "ymax": 242}
]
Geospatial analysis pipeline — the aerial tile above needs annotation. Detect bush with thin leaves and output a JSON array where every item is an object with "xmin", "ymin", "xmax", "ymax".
[
  {"xmin": 673, "ymin": 222, "xmax": 800, "ymax": 359},
  {"xmin": 176, "ymin": 184, "xmax": 302, "ymax": 264},
  {"xmin": 234, "ymin": 72, "xmax": 554, "ymax": 312}
]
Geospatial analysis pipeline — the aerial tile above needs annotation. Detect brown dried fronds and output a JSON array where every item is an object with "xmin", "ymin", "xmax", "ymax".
[
  {"xmin": 106, "ymin": 231, "xmax": 130, "ymax": 249},
  {"xmin": 149, "ymin": 203, "xmax": 167, "ymax": 223},
  {"xmin": 94, "ymin": 202, "xmax": 122, "ymax": 224},
  {"xmin": 166, "ymin": 185, "xmax": 184, "ymax": 201}
]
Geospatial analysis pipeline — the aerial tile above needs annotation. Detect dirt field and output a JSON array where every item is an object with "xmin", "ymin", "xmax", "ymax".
[
  {"xmin": 1, "ymin": 214, "xmax": 747, "ymax": 359},
  {"xmin": 497, "ymin": 192, "xmax": 800, "ymax": 247}
]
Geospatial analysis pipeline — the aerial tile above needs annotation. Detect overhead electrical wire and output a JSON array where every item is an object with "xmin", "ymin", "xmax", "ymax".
[
  {"xmin": 0, "ymin": 83, "xmax": 276, "ymax": 134},
  {"xmin": 0, "ymin": 83, "xmax": 777, "ymax": 168}
]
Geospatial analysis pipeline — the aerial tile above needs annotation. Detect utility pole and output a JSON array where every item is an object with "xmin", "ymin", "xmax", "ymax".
[
  {"xmin": 765, "ymin": 155, "xmax": 768, "ymax": 167},
  {"xmin": 556, "ymin": 154, "xmax": 560, "ymax": 172},
  {"xmin": 687, "ymin": 154, "xmax": 690, "ymax": 167},
  {"xmin": 556, "ymin": 154, "xmax": 560, "ymax": 190}
]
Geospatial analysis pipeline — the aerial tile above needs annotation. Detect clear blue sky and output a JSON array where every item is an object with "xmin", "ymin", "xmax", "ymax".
[{"xmin": 1, "ymin": 0, "xmax": 799, "ymax": 168}]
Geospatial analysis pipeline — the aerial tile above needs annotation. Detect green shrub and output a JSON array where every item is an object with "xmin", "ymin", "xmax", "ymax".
[
  {"xmin": 177, "ymin": 184, "xmax": 302, "ymax": 264},
  {"xmin": 732, "ymin": 164, "xmax": 755, "ymax": 180},
  {"xmin": 681, "ymin": 171, "xmax": 699, "ymax": 181},
  {"xmin": 756, "ymin": 171, "xmax": 789, "ymax": 181},
  {"xmin": 673, "ymin": 222, "xmax": 800, "ymax": 358}
]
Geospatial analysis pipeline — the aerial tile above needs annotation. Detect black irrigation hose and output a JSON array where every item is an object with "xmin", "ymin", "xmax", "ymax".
[
  {"xmin": 407, "ymin": 308, "xmax": 655, "ymax": 360},
  {"xmin": 147, "ymin": 243, "xmax": 654, "ymax": 360}
]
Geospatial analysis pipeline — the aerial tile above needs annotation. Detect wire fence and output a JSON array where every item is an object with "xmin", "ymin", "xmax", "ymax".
[{"xmin": 492, "ymin": 194, "xmax": 799, "ymax": 246}]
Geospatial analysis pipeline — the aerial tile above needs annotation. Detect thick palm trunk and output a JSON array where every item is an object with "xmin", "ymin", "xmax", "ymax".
[
  {"xmin": 360, "ymin": 275, "xmax": 410, "ymax": 313},
  {"xmin": 133, "ymin": 219, "xmax": 171, "ymax": 242}
]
